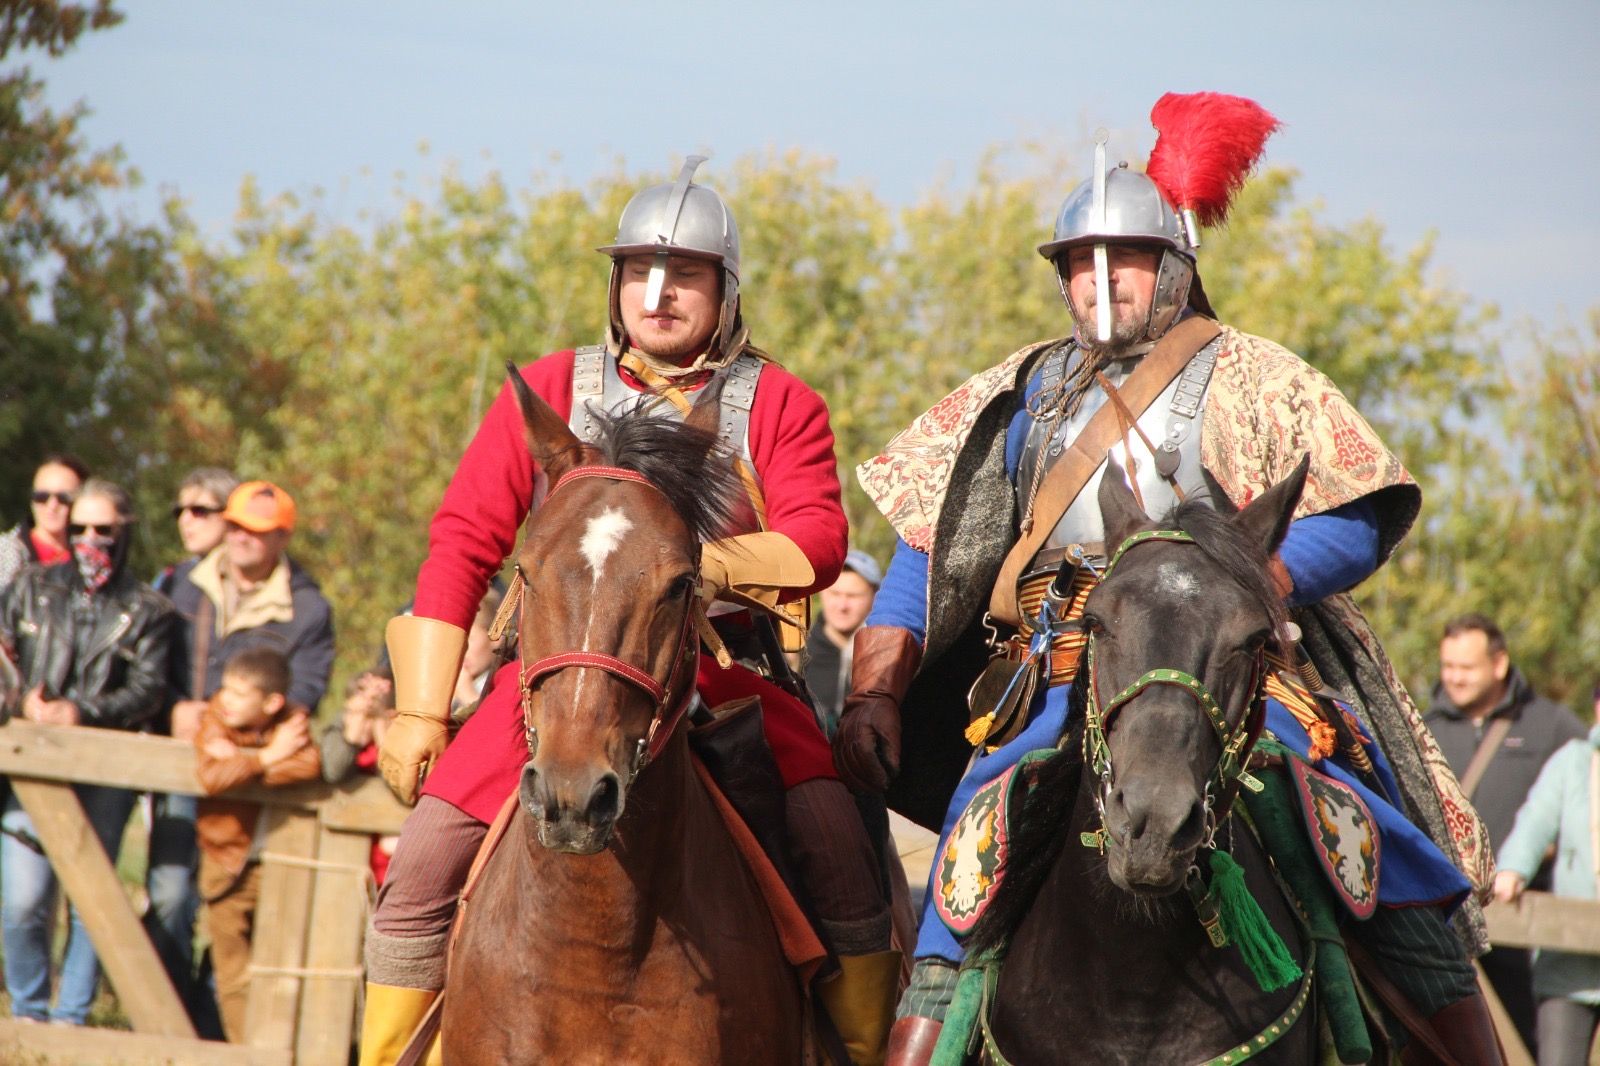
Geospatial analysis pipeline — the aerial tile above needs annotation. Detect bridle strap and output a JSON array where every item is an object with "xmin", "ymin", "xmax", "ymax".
[
  {"xmin": 514, "ymin": 462, "xmax": 703, "ymax": 774},
  {"xmin": 1081, "ymin": 527, "xmax": 1266, "ymax": 833},
  {"xmin": 520, "ymin": 652, "xmax": 666, "ymax": 704},
  {"xmin": 549, "ymin": 465, "xmax": 658, "ymax": 496}
]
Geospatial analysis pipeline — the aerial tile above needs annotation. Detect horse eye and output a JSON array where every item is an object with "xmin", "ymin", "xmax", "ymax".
[
  {"xmin": 664, "ymin": 574, "xmax": 696, "ymax": 601},
  {"xmin": 1081, "ymin": 614, "xmax": 1107, "ymax": 637}
]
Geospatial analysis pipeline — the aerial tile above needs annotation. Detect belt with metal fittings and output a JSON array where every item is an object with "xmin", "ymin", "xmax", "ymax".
[{"xmin": 1004, "ymin": 564, "xmax": 1100, "ymax": 688}]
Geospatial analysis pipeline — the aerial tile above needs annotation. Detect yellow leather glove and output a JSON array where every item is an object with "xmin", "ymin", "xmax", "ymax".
[
  {"xmin": 378, "ymin": 615, "xmax": 467, "ymax": 806},
  {"xmin": 698, "ymin": 532, "xmax": 816, "ymax": 614}
]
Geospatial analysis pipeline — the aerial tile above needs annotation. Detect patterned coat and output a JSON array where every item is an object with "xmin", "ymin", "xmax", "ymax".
[{"xmin": 858, "ymin": 323, "xmax": 1493, "ymax": 950}]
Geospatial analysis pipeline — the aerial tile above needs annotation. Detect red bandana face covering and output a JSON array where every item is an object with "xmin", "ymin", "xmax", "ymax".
[{"xmin": 71, "ymin": 534, "xmax": 116, "ymax": 594}]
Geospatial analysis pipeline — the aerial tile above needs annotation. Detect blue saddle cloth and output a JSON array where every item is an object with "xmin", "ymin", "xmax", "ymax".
[{"xmin": 914, "ymin": 688, "xmax": 1471, "ymax": 964}]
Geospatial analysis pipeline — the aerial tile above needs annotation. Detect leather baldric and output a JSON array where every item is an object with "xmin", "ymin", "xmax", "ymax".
[{"xmin": 989, "ymin": 316, "xmax": 1222, "ymax": 627}]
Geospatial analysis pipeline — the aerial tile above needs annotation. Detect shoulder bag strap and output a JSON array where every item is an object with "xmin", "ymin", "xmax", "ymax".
[
  {"xmin": 1458, "ymin": 716, "xmax": 1514, "ymax": 801},
  {"xmin": 989, "ymin": 316, "xmax": 1222, "ymax": 626}
]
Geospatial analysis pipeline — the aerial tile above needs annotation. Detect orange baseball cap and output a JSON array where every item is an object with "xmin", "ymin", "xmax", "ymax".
[{"xmin": 223, "ymin": 481, "xmax": 297, "ymax": 534}]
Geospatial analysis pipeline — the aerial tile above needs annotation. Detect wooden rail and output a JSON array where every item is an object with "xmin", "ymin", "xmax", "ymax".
[
  {"xmin": 0, "ymin": 719, "xmax": 410, "ymax": 1065},
  {"xmin": 3, "ymin": 719, "xmax": 1600, "ymax": 1063}
]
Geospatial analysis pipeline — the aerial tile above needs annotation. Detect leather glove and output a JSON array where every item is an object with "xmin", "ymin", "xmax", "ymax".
[
  {"xmin": 698, "ymin": 532, "xmax": 815, "ymax": 614},
  {"xmin": 378, "ymin": 615, "xmax": 467, "ymax": 806},
  {"xmin": 832, "ymin": 625, "xmax": 922, "ymax": 794}
]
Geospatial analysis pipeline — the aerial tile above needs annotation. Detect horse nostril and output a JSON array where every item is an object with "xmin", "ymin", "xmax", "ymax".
[
  {"xmin": 519, "ymin": 764, "xmax": 550, "ymax": 820},
  {"xmin": 1176, "ymin": 801, "xmax": 1206, "ymax": 846},
  {"xmin": 586, "ymin": 774, "xmax": 621, "ymax": 825}
]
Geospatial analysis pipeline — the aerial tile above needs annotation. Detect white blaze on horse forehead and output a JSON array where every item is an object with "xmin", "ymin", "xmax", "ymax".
[
  {"xmin": 579, "ymin": 506, "xmax": 635, "ymax": 579},
  {"xmin": 1155, "ymin": 560, "xmax": 1202, "ymax": 601}
]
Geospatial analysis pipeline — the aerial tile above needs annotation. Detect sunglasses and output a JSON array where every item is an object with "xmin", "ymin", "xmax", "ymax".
[
  {"xmin": 68, "ymin": 522, "xmax": 122, "ymax": 538},
  {"xmin": 171, "ymin": 504, "xmax": 223, "ymax": 520},
  {"xmin": 31, "ymin": 491, "xmax": 75, "ymax": 506}
]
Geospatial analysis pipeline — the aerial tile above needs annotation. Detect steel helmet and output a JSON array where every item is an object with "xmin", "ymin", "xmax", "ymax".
[
  {"xmin": 1037, "ymin": 136, "xmax": 1195, "ymax": 349},
  {"xmin": 599, "ymin": 156, "xmax": 742, "ymax": 357}
]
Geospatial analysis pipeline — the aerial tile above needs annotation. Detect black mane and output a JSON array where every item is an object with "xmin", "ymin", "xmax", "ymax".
[
  {"xmin": 1171, "ymin": 498, "xmax": 1291, "ymax": 654},
  {"xmin": 583, "ymin": 405, "xmax": 744, "ymax": 543}
]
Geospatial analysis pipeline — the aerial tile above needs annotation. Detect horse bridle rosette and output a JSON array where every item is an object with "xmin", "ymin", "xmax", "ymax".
[
  {"xmin": 1079, "ymin": 529, "xmax": 1266, "ymax": 851},
  {"xmin": 514, "ymin": 465, "xmax": 703, "ymax": 782}
]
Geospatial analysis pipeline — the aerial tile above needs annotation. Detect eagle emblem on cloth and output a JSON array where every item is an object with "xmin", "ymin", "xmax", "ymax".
[
  {"xmin": 934, "ymin": 764, "xmax": 1017, "ymax": 935},
  {"xmin": 1289, "ymin": 757, "xmax": 1380, "ymax": 919}
]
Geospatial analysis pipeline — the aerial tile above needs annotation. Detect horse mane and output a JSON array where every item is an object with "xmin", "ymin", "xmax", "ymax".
[
  {"xmin": 1170, "ymin": 498, "xmax": 1291, "ymax": 655},
  {"xmin": 967, "ymin": 500, "xmax": 1289, "ymax": 953},
  {"xmin": 583, "ymin": 405, "xmax": 745, "ymax": 543}
]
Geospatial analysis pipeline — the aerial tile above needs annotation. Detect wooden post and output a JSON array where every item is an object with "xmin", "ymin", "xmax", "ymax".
[
  {"xmin": 8, "ymin": 778, "xmax": 195, "ymax": 1038},
  {"xmin": 294, "ymin": 826, "xmax": 374, "ymax": 1066},
  {"xmin": 243, "ymin": 808, "xmax": 319, "ymax": 1053}
]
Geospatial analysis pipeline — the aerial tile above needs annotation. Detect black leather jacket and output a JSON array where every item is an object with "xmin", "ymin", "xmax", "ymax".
[{"xmin": 0, "ymin": 562, "xmax": 176, "ymax": 729}]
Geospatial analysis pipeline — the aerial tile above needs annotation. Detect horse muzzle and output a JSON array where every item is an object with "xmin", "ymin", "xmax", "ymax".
[
  {"xmin": 1103, "ymin": 781, "xmax": 1206, "ymax": 896},
  {"xmin": 520, "ymin": 761, "xmax": 623, "ymax": 855}
]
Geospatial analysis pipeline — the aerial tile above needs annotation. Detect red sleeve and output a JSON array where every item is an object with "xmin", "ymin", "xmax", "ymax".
[
  {"xmin": 413, "ymin": 351, "xmax": 577, "ymax": 628},
  {"xmin": 746, "ymin": 363, "xmax": 848, "ymax": 597}
]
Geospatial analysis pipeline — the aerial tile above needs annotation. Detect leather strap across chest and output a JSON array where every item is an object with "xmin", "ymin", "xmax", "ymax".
[{"xmin": 990, "ymin": 316, "xmax": 1222, "ymax": 627}]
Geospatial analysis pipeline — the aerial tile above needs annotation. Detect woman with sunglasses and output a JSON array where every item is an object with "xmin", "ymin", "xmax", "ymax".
[
  {"xmin": 0, "ymin": 478, "xmax": 176, "ymax": 1026},
  {"xmin": 0, "ymin": 454, "xmax": 91, "ymax": 591}
]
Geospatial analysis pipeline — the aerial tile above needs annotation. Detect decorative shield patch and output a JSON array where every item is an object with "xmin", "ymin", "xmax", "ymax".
[
  {"xmin": 934, "ymin": 764, "xmax": 1019, "ymax": 936},
  {"xmin": 1289, "ymin": 758, "xmax": 1380, "ymax": 919}
]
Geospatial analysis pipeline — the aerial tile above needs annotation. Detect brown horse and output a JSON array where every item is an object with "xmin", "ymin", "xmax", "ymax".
[{"xmin": 442, "ymin": 372, "xmax": 810, "ymax": 1064}]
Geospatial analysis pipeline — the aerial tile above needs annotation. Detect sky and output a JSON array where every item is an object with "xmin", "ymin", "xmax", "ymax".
[{"xmin": 39, "ymin": 1, "xmax": 1600, "ymax": 334}]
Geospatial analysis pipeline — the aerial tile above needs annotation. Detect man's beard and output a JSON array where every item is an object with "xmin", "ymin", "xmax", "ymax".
[{"xmin": 1077, "ymin": 298, "xmax": 1147, "ymax": 354}]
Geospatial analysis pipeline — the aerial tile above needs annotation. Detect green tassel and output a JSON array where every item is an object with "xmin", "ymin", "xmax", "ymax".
[{"xmin": 1209, "ymin": 849, "xmax": 1302, "ymax": 993}]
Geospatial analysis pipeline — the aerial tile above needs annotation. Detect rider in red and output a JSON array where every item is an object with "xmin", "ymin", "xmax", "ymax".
[{"xmin": 361, "ymin": 159, "xmax": 898, "ymax": 1066}]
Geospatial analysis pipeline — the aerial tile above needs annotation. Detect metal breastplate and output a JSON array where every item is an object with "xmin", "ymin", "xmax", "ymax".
[
  {"xmin": 567, "ymin": 346, "xmax": 764, "ymax": 537},
  {"xmin": 1016, "ymin": 337, "xmax": 1221, "ymax": 564}
]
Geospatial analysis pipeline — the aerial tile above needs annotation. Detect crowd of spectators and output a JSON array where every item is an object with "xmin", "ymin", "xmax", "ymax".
[{"xmin": 0, "ymin": 456, "xmax": 513, "ymax": 1042}]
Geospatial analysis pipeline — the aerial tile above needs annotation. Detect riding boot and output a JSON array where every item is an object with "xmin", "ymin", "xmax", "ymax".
[
  {"xmin": 885, "ymin": 1015, "xmax": 942, "ymax": 1066},
  {"xmin": 359, "ymin": 984, "xmax": 443, "ymax": 1066},
  {"xmin": 1400, "ymin": 992, "xmax": 1506, "ymax": 1066},
  {"xmin": 817, "ymin": 950, "xmax": 902, "ymax": 1066}
]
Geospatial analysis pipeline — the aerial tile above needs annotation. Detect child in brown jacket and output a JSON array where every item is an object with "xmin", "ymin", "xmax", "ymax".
[{"xmin": 194, "ymin": 647, "xmax": 320, "ymax": 1041}]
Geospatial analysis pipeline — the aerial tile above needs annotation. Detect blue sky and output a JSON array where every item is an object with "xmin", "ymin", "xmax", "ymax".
[{"xmin": 41, "ymin": 1, "xmax": 1600, "ymax": 332}]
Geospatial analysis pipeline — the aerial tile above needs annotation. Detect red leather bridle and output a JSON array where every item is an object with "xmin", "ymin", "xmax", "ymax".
[{"xmin": 514, "ymin": 466, "xmax": 703, "ymax": 780}]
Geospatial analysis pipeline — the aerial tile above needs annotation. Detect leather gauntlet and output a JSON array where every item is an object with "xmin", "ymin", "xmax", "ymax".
[
  {"xmin": 831, "ymin": 625, "xmax": 922, "ymax": 794},
  {"xmin": 378, "ymin": 615, "xmax": 467, "ymax": 806},
  {"xmin": 699, "ymin": 532, "xmax": 816, "ymax": 614}
]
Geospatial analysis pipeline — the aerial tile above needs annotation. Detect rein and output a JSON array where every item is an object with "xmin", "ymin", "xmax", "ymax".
[
  {"xmin": 1079, "ymin": 529, "xmax": 1266, "ymax": 853},
  {"xmin": 512, "ymin": 465, "xmax": 704, "ymax": 781}
]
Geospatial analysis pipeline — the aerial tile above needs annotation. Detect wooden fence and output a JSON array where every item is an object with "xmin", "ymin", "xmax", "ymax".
[
  {"xmin": 0, "ymin": 719, "xmax": 408, "ymax": 1066},
  {"xmin": 0, "ymin": 717, "xmax": 1595, "ymax": 1063}
]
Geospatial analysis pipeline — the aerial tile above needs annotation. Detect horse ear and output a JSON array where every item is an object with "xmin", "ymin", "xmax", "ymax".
[
  {"xmin": 1097, "ymin": 455, "xmax": 1148, "ymax": 552},
  {"xmin": 683, "ymin": 371, "xmax": 728, "ymax": 440},
  {"xmin": 505, "ymin": 362, "xmax": 585, "ymax": 482},
  {"xmin": 1234, "ymin": 454, "xmax": 1311, "ymax": 556}
]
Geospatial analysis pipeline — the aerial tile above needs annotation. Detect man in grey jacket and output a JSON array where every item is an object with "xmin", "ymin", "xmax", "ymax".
[{"xmin": 1425, "ymin": 612, "xmax": 1585, "ymax": 1054}]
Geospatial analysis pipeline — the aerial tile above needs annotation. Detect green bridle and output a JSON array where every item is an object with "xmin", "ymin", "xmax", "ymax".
[{"xmin": 1079, "ymin": 529, "xmax": 1266, "ymax": 852}]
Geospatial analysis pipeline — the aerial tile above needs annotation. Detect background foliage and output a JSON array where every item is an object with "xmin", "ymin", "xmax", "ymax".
[{"xmin": 3, "ymin": 7, "xmax": 1595, "ymax": 712}]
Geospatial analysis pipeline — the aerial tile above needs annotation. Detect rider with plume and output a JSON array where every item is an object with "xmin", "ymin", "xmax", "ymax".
[
  {"xmin": 832, "ymin": 94, "xmax": 1500, "ymax": 1064},
  {"xmin": 363, "ymin": 158, "xmax": 900, "ymax": 1066}
]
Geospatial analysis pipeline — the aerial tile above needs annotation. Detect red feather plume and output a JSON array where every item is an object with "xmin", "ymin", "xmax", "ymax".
[{"xmin": 1146, "ymin": 92, "xmax": 1281, "ymax": 228}]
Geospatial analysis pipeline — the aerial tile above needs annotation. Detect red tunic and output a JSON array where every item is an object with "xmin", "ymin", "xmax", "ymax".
[{"xmin": 416, "ymin": 350, "xmax": 847, "ymax": 824}]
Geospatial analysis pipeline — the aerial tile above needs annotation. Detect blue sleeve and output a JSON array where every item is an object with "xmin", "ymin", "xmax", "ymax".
[
  {"xmin": 1278, "ymin": 498, "xmax": 1380, "ymax": 607},
  {"xmin": 1004, "ymin": 362, "xmax": 1047, "ymax": 483},
  {"xmin": 865, "ymin": 538, "xmax": 929, "ymax": 647}
]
